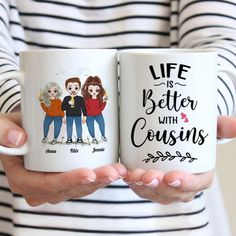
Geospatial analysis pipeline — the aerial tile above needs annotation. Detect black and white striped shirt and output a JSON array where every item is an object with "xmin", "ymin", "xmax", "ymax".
[{"xmin": 0, "ymin": 0, "xmax": 236, "ymax": 235}]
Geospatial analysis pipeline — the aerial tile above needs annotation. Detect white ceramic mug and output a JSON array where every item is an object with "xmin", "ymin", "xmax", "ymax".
[
  {"xmin": 119, "ymin": 49, "xmax": 226, "ymax": 173},
  {"xmin": 0, "ymin": 49, "xmax": 119, "ymax": 172}
]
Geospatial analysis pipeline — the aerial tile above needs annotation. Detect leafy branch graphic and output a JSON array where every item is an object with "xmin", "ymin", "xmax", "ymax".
[{"xmin": 142, "ymin": 151, "xmax": 197, "ymax": 163}]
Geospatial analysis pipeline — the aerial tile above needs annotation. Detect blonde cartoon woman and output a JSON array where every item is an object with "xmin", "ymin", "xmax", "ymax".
[
  {"xmin": 81, "ymin": 76, "xmax": 107, "ymax": 144},
  {"xmin": 39, "ymin": 82, "xmax": 65, "ymax": 145}
]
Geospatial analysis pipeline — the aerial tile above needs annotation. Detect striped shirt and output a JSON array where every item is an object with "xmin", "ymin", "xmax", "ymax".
[{"xmin": 0, "ymin": 0, "xmax": 236, "ymax": 235}]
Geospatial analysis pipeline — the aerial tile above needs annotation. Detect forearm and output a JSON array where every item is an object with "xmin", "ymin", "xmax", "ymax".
[
  {"xmin": 178, "ymin": 0, "xmax": 236, "ymax": 116},
  {"xmin": 0, "ymin": 0, "xmax": 21, "ymax": 113}
]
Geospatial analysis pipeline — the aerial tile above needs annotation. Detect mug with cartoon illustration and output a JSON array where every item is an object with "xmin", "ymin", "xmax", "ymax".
[
  {"xmin": 62, "ymin": 77, "xmax": 87, "ymax": 144},
  {"xmin": 81, "ymin": 76, "xmax": 107, "ymax": 144},
  {"xmin": 0, "ymin": 49, "xmax": 118, "ymax": 172},
  {"xmin": 39, "ymin": 82, "xmax": 65, "ymax": 145}
]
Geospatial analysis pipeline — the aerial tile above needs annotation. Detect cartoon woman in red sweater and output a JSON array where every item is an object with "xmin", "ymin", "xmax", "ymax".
[
  {"xmin": 81, "ymin": 76, "xmax": 107, "ymax": 144},
  {"xmin": 39, "ymin": 82, "xmax": 65, "ymax": 145}
]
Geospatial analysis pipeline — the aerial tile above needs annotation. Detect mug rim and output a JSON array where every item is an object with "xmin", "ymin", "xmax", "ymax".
[
  {"xmin": 119, "ymin": 48, "xmax": 217, "ymax": 55},
  {"xmin": 20, "ymin": 48, "xmax": 117, "ymax": 55}
]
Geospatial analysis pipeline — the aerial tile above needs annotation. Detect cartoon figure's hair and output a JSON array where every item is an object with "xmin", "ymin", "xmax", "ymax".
[
  {"xmin": 40, "ymin": 82, "xmax": 63, "ymax": 107},
  {"xmin": 65, "ymin": 77, "xmax": 81, "ymax": 88},
  {"xmin": 81, "ymin": 76, "xmax": 105, "ymax": 105}
]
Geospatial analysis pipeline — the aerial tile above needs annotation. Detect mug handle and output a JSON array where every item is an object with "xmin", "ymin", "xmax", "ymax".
[
  {"xmin": 217, "ymin": 66, "xmax": 236, "ymax": 144},
  {"xmin": 0, "ymin": 71, "xmax": 28, "ymax": 156}
]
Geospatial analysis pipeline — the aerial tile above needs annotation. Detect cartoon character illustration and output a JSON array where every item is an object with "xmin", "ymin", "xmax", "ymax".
[
  {"xmin": 62, "ymin": 77, "xmax": 87, "ymax": 144},
  {"xmin": 81, "ymin": 76, "xmax": 107, "ymax": 144},
  {"xmin": 39, "ymin": 82, "xmax": 65, "ymax": 145}
]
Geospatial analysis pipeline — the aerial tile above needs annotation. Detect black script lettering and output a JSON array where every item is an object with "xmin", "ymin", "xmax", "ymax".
[
  {"xmin": 131, "ymin": 117, "xmax": 149, "ymax": 147},
  {"xmin": 168, "ymin": 130, "xmax": 178, "ymax": 146},
  {"xmin": 158, "ymin": 116, "xmax": 178, "ymax": 124},
  {"xmin": 70, "ymin": 148, "xmax": 79, "ymax": 153},
  {"xmin": 143, "ymin": 89, "xmax": 198, "ymax": 114},
  {"xmin": 148, "ymin": 129, "xmax": 177, "ymax": 145},
  {"xmin": 149, "ymin": 65, "xmax": 162, "ymax": 80},
  {"xmin": 131, "ymin": 118, "xmax": 177, "ymax": 147},
  {"xmin": 178, "ymin": 64, "xmax": 191, "ymax": 80},
  {"xmin": 166, "ymin": 63, "xmax": 177, "ymax": 77},
  {"xmin": 149, "ymin": 63, "xmax": 191, "ymax": 80},
  {"xmin": 143, "ymin": 89, "xmax": 157, "ymax": 115},
  {"xmin": 131, "ymin": 119, "xmax": 209, "ymax": 147},
  {"xmin": 167, "ymin": 80, "xmax": 174, "ymax": 88},
  {"xmin": 45, "ymin": 149, "xmax": 56, "ymax": 154},
  {"xmin": 178, "ymin": 127, "xmax": 209, "ymax": 145},
  {"xmin": 162, "ymin": 90, "xmax": 198, "ymax": 111},
  {"xmin": 92, "ymin": 147, "xmax": 105, "ymax": 153}
]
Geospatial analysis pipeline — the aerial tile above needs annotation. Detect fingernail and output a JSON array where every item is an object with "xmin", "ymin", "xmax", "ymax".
[
  {"xmin": 81, "ymin": 177, "xmax": 96, "ymax": 184},
  {"xmin": 101, "ymin": 177, "xmax": 115, "ymax": 184},
  {"xmin": 145, "ymin": 179, "xmax": 159, "ymax": 188},
  {"xmin": 7, "ymin": 130, "xmax": 23, "ymax": 146},
  {"xmin": 135, "ymin": 181, "xmax": 143, "ymax": 186},
  {"xmin": 168, "ymin": 179, "xmax": 181, "ymax": 188}
]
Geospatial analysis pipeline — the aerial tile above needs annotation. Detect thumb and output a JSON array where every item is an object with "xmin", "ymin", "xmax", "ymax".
[{"xmin": 0, "ymin": 113, "xmax": 26, "ymax": 148}]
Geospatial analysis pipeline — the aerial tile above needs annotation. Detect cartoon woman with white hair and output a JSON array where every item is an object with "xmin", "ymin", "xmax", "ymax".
[{"xmin": 39, "ymin": 82, "xmax": 65, "ymax": 145}]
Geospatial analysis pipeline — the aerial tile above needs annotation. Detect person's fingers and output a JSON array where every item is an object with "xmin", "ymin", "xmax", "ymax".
[
  {"xmin": 94, "ymin": 164, "xmax": 122, "ymax": 184},
  {"xmin": 0, "ymin": 113, "xmax": 26, "ymax": 147},
  {"xmin": 43, "ymin": 168, "xmax": 97, "ymax": 193},
  {"xmin": 111, "ymin": 162, "xmax": 127, "ymax": 178},
  {"xmin": 2, "ymin": 112, "xmax": 22, "ymax": 125},
  {"xmin": 2, "ymin": 153, "xmax": 97, "ymax": 194},
  {"xmin": 164, "ymin": 170, "xmax": 214, "ymax": 192},
  {"xmin": 1, "ymin": 154, "xmax": 24, "ymax": 193},
  {"xmin": 141, "ymin": 169, "xmax": 164, "ymax": 188},
  {"xmin": 7, "ymin": 163, "xmax": 125, "ymax": 197},
  {"xmin": 125, "ymin": 169, "xmax": 146, "ymax": 185},
  {"xmin": 217, "ymin": 115, "xmax": 236, "ymax": 139},
  {"xmin": 0, "ymin": 152, "xmax": 23, "ymax": 169},
  {"xmin": 51, "ymin": 165, "xmax": 122, "ymax": 202}
]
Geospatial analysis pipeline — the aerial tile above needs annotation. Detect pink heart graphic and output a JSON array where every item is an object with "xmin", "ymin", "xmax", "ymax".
[
  {"xmin": 181, "ymin": 112, "xmax": 186, "ymax": 119},
  {"xmin": 184, "ymin": 118, "xmax": 189, "ymax": 123}
]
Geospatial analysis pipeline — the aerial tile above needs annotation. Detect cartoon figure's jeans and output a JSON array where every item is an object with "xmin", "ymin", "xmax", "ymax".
[
  {"xmin": 66, "ymin": 116, "xmax": 82, "ymax": 139},
  {"xmin": 43, "ymin": 115, "xmax": 62, "ymax": 139},
  {"xmin": 86, "ymin": 114, "xmax": 105, "ymax": 138}
]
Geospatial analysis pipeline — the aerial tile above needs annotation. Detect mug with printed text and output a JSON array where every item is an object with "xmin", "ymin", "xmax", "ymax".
[
  {"xmin": 0, "ymin": 49, "xmax": 119, "ymax": 172},
  {"xmin": 119, "ymin": 49, "xmax": 232, "ymax": 173}
]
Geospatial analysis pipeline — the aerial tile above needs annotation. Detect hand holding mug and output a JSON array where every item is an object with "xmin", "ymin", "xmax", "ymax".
[
  {"xmin": 124, "ymin": 168, "xmax": 214, "ymax": 204},
  {"xmin": 124, "ymin": 115, "xmax": 236, "ymax": 204},
  {"xmin": 0, "ymin": 112, "xmax": 126, "ymax": 206}
]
